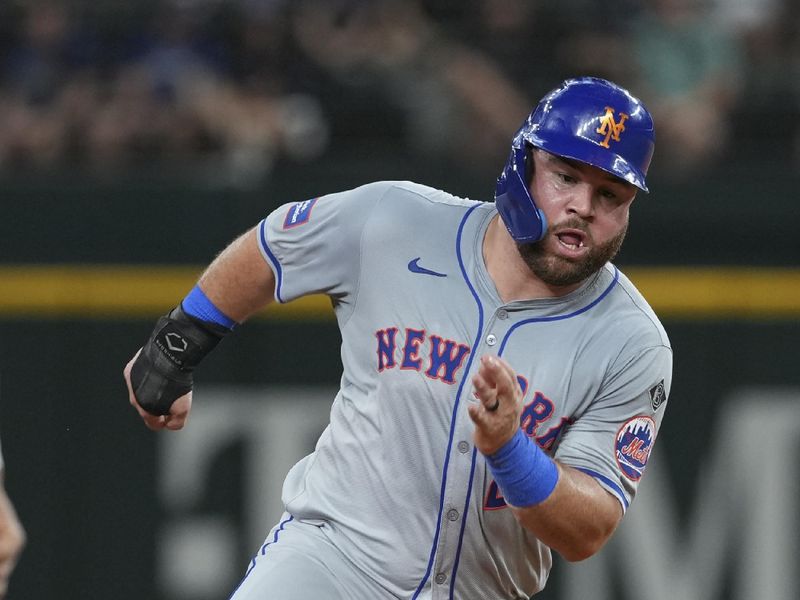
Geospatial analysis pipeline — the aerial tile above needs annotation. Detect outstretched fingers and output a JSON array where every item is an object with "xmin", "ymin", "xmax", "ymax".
[
  {"xmin": 468, "ymin": 355, "xmax": 524, "ymax": 455},
  {"xmin": 472, "ymin": 355, "xmax": 519, "ymax": 405}
]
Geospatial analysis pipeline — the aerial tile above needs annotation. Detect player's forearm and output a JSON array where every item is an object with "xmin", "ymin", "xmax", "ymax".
[
  {"xmin": 196, "ymin": 226, "xmax": 276, "ymax": 323},
  {"xmin": 510, "ymin": 463, "xmax": 622, "ymax": 562},
  {"xmin": 126, "ymin": 226, "xmax": 275, "ymax": 418}
]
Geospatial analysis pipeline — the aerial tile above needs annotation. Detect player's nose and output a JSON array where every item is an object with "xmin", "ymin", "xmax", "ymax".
[{"xmin": 564, "ymin": 185, "xmax": 594, "ymax": 218}]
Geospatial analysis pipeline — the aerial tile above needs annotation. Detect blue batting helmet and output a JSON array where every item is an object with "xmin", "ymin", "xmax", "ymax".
[{"xmin": 494, "ymin": 77, "xmax": 655, "ymax": 243}]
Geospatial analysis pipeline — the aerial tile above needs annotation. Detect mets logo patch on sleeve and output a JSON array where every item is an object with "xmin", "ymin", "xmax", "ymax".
[
  {"xmin": 283, "ymin": 198, "xmax": 318, "ymax": 229},
  {"xmin": 615, "ymin": 416, "xmax": 656, "ymax": 481}
]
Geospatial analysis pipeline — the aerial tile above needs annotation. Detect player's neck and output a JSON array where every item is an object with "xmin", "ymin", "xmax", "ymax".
[{"xmin": 483, "ymin": 216, "xmax": 584, "ymax": 303}]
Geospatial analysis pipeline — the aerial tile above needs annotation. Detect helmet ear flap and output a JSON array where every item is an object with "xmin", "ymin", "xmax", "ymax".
[{"xmin": 494, "ymin": 144, "xmax": 547, "ymax": 243}]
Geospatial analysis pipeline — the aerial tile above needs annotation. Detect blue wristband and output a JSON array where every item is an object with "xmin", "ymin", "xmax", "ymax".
[
  {"xmin": 485, "ymin": 429, "xmax": 559, "ymax": 507},
  {"xmin": 181, "ymin": 285, "xmax": 237, "ymax": 330}
]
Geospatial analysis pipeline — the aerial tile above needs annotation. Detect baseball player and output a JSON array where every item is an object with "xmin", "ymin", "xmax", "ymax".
[
  {"xmin": 0, "ymin": 438, "xmax": 25, "ymax": 599},
  {"xmin": 124, "ymin": 77, "xmax": 672, "ymax": 599}
]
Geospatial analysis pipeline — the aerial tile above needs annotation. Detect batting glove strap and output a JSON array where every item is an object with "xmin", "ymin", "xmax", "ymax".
[{"xmin": 130, "ymin": 305, "xmax": 229, "ymax": 416}]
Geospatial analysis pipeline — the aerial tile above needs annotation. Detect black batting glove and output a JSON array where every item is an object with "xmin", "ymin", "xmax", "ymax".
[{"xmin": 129, "ymin": 304, "xmax": 229, "ymax": 416}]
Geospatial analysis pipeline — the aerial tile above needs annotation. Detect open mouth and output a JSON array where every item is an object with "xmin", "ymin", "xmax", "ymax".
[{"xmin": 555, "ymin": 229, "xmax": 587, "ymax": 251}]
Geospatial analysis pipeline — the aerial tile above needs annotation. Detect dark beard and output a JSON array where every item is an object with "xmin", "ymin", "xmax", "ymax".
[{"xmin": 516, "ymin": 220, "xmax": 628, "ymax": 287}]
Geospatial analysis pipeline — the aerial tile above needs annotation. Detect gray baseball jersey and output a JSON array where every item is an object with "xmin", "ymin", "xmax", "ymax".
[{"xmin": 252, "ymin": 181, "xmax": 672, "ymax": 599}]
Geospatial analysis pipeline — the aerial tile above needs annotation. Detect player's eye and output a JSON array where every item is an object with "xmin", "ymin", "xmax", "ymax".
[
  {"xmin": 599, "ymin": 188, "xmax": 617, "ymax": 200},
  {"xmin": 557, "ymin": 173, "xmax": 576, "ymax": 184}
]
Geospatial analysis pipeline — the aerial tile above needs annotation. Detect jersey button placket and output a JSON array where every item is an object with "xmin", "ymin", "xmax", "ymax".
[
  {"xmin": 434, "ymin": 426, "xmax": 473, "ymax": 593},
  {"xmin": 435, "ymin": 314, "xmax": 505, "ymax": 597}
]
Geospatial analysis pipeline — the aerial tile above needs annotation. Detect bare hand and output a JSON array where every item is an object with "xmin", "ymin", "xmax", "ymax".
[
  {"xmin": 468, "ymin": 355, "xmax": 523, "ymax": 456},
  {"xmin": 123, "ymin": 349, "xmax": 192, "ymax": 431},
  {"xmin": 0, "ymin": 483, "xmax": 25, "ymax": 599}
]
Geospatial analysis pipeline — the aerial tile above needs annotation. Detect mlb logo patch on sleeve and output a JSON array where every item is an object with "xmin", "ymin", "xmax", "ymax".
[
  {"xmin": 649, "ymin": 380, "xmax": 666, "ymax": 411},
  {"xmin": 283, "ymin": 198, "xmax": 318, "ymax": 229}
]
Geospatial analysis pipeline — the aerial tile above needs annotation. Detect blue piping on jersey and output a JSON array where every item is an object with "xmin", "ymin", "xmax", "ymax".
[
  {"xmin": 451, "ymin": 265, "xmax": 621, "ymax": 595},
  {"xmin": 497, "ymin": 266, "xmax": 620, "ymax": 356},
  {"xmin": 227, "ymin": 514, "xmax": 294, "ymax": 599},
  {"xmin": 413, "ymin": 204, "xmax": 485, "ymax": 599},
  {"xmin": 575, "ymin": 468, "xmax": 629, "ymax": 510},
  {"xmin": 259, "ymin": 218, "xmax": 285, "ymax": 303},
  {"xmin": 449, "ymin": 445, "xmax": 478, "ymax": 598}
]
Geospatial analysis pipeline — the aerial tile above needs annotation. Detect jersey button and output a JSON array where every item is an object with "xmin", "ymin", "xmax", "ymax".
[
  {"xmin": 435, "ymin": 573, "xmax": 447, "ymax": 585},
  {"xmin": 497, "ymin": 309, "xmax": 508, "ymax": 320},
  {"xmin": 486, "ymin": 334, "xmax": 497, "ymax": 346},
  {"xmin": 447, "ymin": 508, "xmax": 460, "ymax": 521},
  {"xmin": 457, "ymin": 440, "xmax": 469, "ymax": 453}
]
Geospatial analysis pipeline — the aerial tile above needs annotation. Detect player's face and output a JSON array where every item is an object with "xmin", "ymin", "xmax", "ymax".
[{"xmin": 517, "ymin": 150, "xmax": 637, "ymax": 287}]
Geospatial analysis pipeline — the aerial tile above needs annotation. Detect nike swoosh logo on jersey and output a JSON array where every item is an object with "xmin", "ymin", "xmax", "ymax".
[{"xmin": 408, "ymin": 257, "xmax": 447, "ymax": 278}]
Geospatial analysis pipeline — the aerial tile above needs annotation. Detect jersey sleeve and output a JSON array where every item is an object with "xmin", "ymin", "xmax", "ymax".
[
  {"xmin": 257, "ymin": 181, "xmax": 391, "ymax": 308},
  {"xmin": 553, "ymin": 343, "xmax": 673, "ymax": 513}
]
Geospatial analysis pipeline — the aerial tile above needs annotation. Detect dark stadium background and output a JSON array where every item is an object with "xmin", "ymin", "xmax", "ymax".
[{"xmin": 1, "ymin": 1, "xmax": 799, "ymax": 599}]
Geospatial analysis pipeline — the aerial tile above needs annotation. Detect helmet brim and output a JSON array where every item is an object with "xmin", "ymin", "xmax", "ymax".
[{"xmin": 524, "ymin": 131, "xmax": 651, "ymax": 193}]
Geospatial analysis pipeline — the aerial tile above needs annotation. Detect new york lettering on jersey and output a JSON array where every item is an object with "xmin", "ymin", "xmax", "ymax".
[
  {"xmin": 375, "ymin": 326, "xmax": 471, "ymax": 385},
  {"xmin": 372, "ymin": 325, "xmax": 578, "ymax": 512}
]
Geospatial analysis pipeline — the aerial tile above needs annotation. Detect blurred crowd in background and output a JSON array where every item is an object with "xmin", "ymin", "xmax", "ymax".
[{"xmin": 0, "ymin": 0, "xmax": 798, "ymax": 187}]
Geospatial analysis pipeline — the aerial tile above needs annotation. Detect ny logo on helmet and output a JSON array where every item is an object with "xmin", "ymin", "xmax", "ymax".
[{"xmin": 595, "ymin": 106, "xmax": 629, "ymax": 148}]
